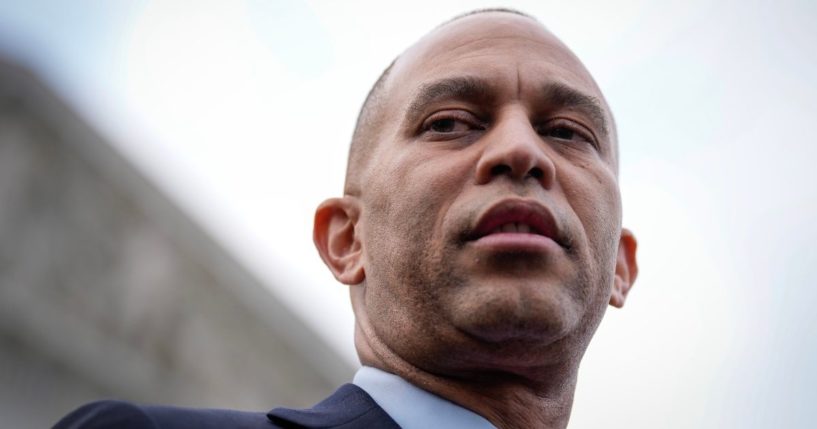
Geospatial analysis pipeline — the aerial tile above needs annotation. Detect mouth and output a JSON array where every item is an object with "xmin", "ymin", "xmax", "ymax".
[{"xmin": 467, "ymin": 199, "xmax": 563, "ymax": 252}]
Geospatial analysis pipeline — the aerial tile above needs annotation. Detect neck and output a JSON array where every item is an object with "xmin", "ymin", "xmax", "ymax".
[
  {"xmin": 355, "ymin": 314, "xmax": 579, "ymax": 429},
  {"xmin": 387, "ymin": 361, "xmax": 576, "ymax": 429}
]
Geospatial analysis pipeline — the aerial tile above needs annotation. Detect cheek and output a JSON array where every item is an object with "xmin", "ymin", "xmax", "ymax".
[
  {"xmin": 367, "ymin": 150, "xmax": 472, "ymax": 239},
  {"xmin": 357, "ymin": 156, "xmax": 471, "ymax": 347},
  {"xmin": 562, "ymin": 165, "xmax": 622, "ymax": 275},
  {"xmin": 361, "ymin": 158, "xmax": 447, "ymax": 266},
  {"xmin": 359, "ymin": 149, "xmax": 476, "ymax": 308}
]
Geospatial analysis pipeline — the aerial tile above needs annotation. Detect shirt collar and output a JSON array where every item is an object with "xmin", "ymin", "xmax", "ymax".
[{"xmin": 353, "ymin": 366, "xmax": 496, "ymax": 429}]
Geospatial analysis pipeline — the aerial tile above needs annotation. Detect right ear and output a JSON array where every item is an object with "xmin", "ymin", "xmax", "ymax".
[{"xmin": 313, "ymin": 197, "xmax": 365, "ymax": 285}]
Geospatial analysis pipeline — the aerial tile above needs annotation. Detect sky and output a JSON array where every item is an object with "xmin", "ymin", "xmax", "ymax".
[{"xmin": 1, "ymin": 0, "xmax": 816, "ymax": 427}]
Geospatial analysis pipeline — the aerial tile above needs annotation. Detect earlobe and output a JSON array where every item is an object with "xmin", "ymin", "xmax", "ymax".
[
  {"xmin": 313, "ymin": 197, "xmax": 365, "ymax": 285},
  {"xmin": 610, "ymin": 228, "xmax": 638, "ymax": 308}
]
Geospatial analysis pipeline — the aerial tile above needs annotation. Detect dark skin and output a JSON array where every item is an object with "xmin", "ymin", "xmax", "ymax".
[{"xmin": 315, "ymin": 12, "xmax": 638, "ymax": 429}]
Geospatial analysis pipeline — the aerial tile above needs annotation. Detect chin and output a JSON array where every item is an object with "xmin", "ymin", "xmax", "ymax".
[{"xmin": 448, "ymin": 280, "xmax": 584, "ymax": 346}]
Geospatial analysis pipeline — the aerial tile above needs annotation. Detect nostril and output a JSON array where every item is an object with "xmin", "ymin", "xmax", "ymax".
[
  {"xmin": 528, "ymin": 167, "xmax": 543, "ymax": 180},
  {"xmin": 491, "ymin": 164, "xmax": 512, "ymax": 176}
]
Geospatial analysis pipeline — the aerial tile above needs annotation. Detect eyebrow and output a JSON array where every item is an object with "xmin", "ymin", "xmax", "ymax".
[
  {"xmin": 402, "ymin": 76, "xmax": 609, "ymax": 138},
  {"xmin": 404, "ymin": 76, "xmax": 495, "ymax": 127},
  {"xmin": 540, "ymin": 82, "xmax": 609, "ymax": 138}
]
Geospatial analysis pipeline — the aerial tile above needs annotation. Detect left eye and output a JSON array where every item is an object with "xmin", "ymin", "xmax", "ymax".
[
  {"xmin": 537, "ymin": 121, "xmax": 594, "ymax": 145},
  {"xmin": 429, "ymin": 118, "xmax": 464, "ymax": 133},
  {"xmin": 545, "ymin": 127, "xmax": 577, "ymax": 140}
]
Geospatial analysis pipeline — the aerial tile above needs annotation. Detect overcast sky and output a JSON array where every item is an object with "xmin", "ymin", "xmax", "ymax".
[{"xmin": 1, "ymin": 0, "xmax": 816, "ymax": 427}]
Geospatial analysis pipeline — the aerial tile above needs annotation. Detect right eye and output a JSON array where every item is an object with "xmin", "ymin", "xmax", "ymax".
[
  {"xmin": 421, "ymin": 110, "xmax": 484, "ymax": 138},
  {"xmin": 429, "ymin": 118, "xmax": 466, "ymax": 133}
]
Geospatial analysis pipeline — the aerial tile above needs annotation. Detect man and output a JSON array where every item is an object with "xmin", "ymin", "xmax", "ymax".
[{"xmin": 54, "ymin": 8, "xmax": 637, "ymax": 429}]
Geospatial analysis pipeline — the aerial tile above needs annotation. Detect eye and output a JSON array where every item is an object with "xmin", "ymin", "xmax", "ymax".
[
  {"xmin": 537, "ymin": 119, "xmax": 596, "ymax": 147},
  {"xmin": 545, "ymin": 126, "xmax": 577, "ymax": 140},
  {"xmin": 429, "ymin": 118, "xmax": 466, "ymax": 133},
  {"xmin": 420, "ymin": 110, "xmax": 484, "ymax": 139}
]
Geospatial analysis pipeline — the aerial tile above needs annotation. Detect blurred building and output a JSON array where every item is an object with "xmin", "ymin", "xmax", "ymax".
[{"xmin": 0, "ymin": 58, "xmax": 353, "ymax": 429}]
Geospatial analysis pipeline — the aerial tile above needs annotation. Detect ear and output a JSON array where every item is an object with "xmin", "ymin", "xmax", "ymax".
[
  {"xmin": 313, "ymin": 197, "xmax": 365, "ymax": 285},
  {"xmin": 610, "ymin": 228, "xmax": 638, "ymax": 308}
]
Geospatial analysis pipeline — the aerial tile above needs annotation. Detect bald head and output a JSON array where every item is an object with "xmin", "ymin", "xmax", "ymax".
[
  {"xmin": 345, "ymin": 58, "xmax": 395, "ymax": 195},
  {"xmin": 344, "ymin": 8, "xmax": 616, "ymax": 195}
]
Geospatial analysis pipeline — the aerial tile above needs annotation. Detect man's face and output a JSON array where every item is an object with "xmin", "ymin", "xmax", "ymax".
[{"xmin": 353, "ymin": 13, "xmax": 624, "ymax": 373}]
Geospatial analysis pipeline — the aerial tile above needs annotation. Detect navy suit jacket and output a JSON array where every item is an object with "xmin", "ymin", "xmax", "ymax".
[{"xmin": 53, "ymin": 384, "xmax": 401, "ymax": 428}]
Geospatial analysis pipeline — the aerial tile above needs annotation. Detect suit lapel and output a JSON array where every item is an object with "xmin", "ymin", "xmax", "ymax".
[{"xmin": 267, "ymin": 384, "xmax": 400, "ymax": 428}]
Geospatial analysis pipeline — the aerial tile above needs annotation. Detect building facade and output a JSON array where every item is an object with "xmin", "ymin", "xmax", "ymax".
[{"xmin": 0, "ymin": 59, "xmax": 352, "ymax": 429}]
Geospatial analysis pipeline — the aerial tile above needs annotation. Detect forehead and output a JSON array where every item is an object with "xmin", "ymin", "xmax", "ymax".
[{"xmin": 388, "ymin": 13, "xmax": 604, "ymax": 112}]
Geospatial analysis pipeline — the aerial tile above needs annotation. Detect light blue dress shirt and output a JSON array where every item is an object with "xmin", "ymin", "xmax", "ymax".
[{"xmin": 353, "ymin": 366, "xmax": 497, "ymax": 429}]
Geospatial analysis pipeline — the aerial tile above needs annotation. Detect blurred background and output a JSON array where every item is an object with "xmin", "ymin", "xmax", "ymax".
[{"xmin": 0, "ymin": 0, "xmax": 815, "ymax": 428}]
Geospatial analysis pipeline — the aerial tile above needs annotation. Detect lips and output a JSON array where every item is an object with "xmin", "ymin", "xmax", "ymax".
[{"xmin": 468, "ymin": 199, "xmax": 562, "ymax": 248}]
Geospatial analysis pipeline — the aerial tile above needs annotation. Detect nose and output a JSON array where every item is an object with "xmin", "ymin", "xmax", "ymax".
[{"xmin": 474, "ymin": 111, "xmax": 556, "ymax": 188}]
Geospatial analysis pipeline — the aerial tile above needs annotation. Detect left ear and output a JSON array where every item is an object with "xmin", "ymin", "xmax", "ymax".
[{"xmin": 610, "ymin": 228, "xmax": 638, "ymax": 308}]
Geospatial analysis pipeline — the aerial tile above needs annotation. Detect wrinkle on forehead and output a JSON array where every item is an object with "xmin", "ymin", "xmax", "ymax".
[
  {"xmin": 401, "ymin": 15, "xmax": 554, "ymax": 63},
  {"xmin": 391, "ymin": 14, "xmax": 600, "ymax": 100},
  {"xmin": 432, "ymin": 34, "xmax": 564, "ymax": 60}
]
